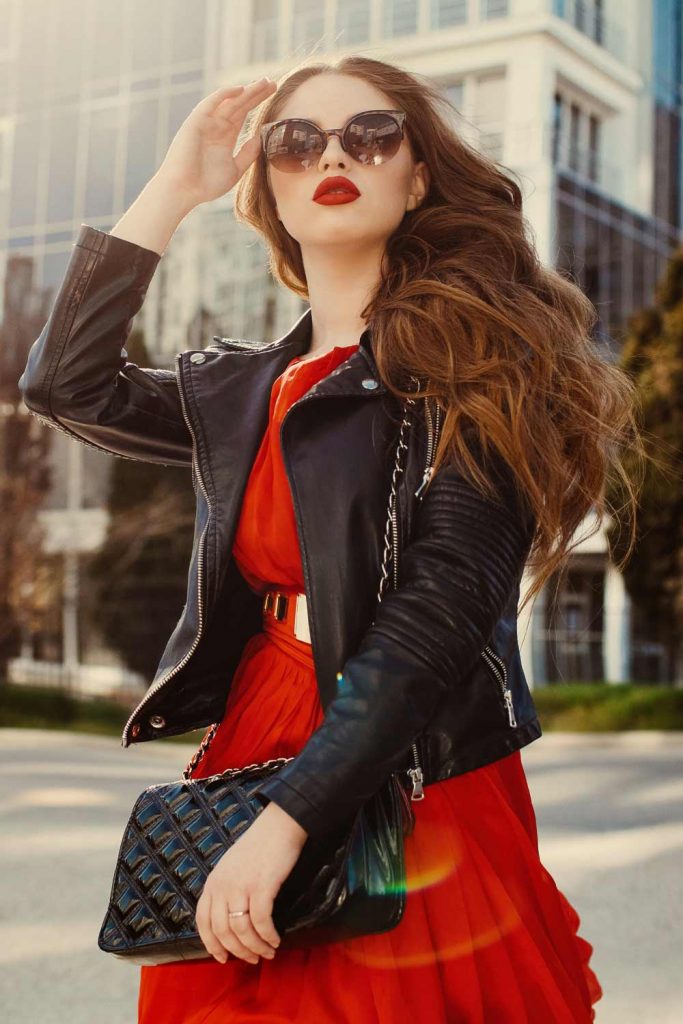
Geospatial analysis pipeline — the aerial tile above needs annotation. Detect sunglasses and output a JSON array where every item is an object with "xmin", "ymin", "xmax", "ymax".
[{"xmin": 260, "ymin": 109, "xmax": 407, "ymax": 172}]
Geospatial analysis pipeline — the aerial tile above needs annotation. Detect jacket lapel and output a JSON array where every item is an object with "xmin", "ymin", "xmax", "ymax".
[{"xmin": 211, "ymin": 305, "xmax": 389, "ymax": 399}]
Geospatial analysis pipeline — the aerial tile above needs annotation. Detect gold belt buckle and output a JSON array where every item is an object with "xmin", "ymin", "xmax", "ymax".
[
  {"xmin": 292, "ymin": 593, "xmax": 311, "ymax": 644},
  {"xmin": 263, "ymin": 589, "xmax": 311, "ymax": 644}
]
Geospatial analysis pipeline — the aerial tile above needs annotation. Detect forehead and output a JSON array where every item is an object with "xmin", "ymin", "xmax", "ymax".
[{"xmin": 275, "ymin": 73, "xmax": 394, "ymax": 126}]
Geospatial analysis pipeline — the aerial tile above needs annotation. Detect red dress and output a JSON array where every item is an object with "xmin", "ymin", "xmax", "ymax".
[{"xmin": 138, "ymin": 343, "xmax": 603, "ymax": 1023}]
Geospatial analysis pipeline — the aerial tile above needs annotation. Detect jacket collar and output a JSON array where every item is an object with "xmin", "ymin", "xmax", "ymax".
[{"xmin": 271, "ymin": 305, "xmax": 384, "ymax": 396}]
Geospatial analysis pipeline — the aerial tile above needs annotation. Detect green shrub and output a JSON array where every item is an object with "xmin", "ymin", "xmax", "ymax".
[
  {"xmin": 2, "ymin": 681, "xmax": 682, "ymax": 737},
  {"xmin": 533, "ymin": 683, "xmax": 683, "ymax": 730},
  {"xmin": 0, "ymin": 682, "xmax": 200, "ymax": 743}
]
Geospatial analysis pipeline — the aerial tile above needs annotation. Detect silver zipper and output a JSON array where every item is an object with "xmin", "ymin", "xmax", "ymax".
[
  {"xmin": 415, "ymin": 388, "xmax": 441, "ymax": 500},
  {"xmin": 120, "ymin": 353, "xmax": 212, "ymax": 746},
  {"xmin": 405, "ymin": 384, "xmax": 440, "ymax": 800},
  {"xmin": 411, "ymin": 393, "xmax": 517, "ymax": 731},
  {"xmin": 390, "ymin": 488, "xmax": 400, "ymax": 590},
  {"xmin": 407, "ymin": 745, "xmax": 424, "ymax": 800},
  {"xmin": 481, "ymin": 646, "xmax": 517, "ymax": 727}
]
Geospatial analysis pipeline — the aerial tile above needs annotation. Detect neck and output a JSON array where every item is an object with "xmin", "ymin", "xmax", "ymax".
[{"xmin": 300, "ymin": 240, "xmax": 383, "ymax": 356}]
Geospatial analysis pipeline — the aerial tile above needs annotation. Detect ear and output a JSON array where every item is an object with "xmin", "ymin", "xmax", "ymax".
[{"xmin": 407, "ymin": 159, "xmax": 430, "ymax": 211}]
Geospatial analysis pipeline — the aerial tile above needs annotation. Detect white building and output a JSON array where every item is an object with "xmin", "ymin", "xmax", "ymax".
[{"xmin": 2, "ymin": 0, "xmax": 681, "ymax": 693}]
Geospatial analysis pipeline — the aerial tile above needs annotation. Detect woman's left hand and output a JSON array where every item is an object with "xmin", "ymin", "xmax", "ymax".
[{"xmin": 195, "ymin": 800, "xmax": 308, "ymax": 965}]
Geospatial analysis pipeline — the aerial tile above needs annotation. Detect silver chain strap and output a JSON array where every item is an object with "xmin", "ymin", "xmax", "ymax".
[{"xmin": 376, "ymin": 387, "xmax": 420, "ymax": 605}]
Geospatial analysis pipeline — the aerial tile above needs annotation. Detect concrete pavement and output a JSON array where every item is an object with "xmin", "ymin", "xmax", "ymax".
[{"xmin": 0, "ymin": 728, "xmax": 680, "ymax": 1022}]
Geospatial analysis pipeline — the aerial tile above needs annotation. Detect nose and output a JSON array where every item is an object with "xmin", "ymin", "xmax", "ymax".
[{"xmin": 317, "ymin": 134, "xmax": 350, "ymax": 171}]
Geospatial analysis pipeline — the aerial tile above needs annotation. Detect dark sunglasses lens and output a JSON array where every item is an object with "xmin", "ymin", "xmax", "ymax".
[
  {"xmin": 264, "ymin": 120, "xmax": 325, "ymax": 172},
  {"xmin": 265, "ymin": 113, "xmax": 403, "ymax": 171},
  {"xmin": 344, "ymin": 113, "xmax": 403, "ymax": 165}
]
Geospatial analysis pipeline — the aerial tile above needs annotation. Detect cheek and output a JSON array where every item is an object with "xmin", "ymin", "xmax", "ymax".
[{"xmin": 272, "ymin": 180, "xmax": 312, "ymax": 219}]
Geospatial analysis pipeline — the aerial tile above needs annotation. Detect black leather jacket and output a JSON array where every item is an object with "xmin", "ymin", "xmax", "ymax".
[{"xmin": 18, "ymin": 224, "xmax": 542, "ymax": 841}]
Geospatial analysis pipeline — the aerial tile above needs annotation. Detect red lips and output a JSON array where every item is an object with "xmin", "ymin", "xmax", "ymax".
[{"xmin": 312, "ymin": 176, "xmax": 361, "ymax": 202}]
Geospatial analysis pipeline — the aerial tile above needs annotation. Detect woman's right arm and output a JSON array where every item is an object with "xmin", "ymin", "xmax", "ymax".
[
  {"xmin": 17, "ymin": 78, "xmax": 277, "ymax": 467},
  {"xmin": 18, "ymin": 186, "xmax": 194, "ymax": 466}
]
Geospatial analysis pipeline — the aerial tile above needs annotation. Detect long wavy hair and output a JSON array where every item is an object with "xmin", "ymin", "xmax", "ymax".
[{"xmin": 234, "ymin": 54, "xmax": 645, "ymax": 616}]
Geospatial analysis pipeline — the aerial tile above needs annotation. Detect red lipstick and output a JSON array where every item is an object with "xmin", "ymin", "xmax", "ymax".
[{"xmin": 313, "ymin": 175, "xmax": 361, "ymax": 205}]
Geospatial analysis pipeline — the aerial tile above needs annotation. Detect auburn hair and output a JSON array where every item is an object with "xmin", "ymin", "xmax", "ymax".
[{"xmin": 234, "ymin": 54, "xmax": 645, "ymax": 616}]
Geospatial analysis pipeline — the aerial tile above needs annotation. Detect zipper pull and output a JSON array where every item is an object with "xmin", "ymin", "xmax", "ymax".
[
  {"xmin": 503, "ymin": 689, "xmax": 517, "ymax": 727},
  {"xmin": 414, "ymin": 466, "xmax": 433, "ymax": 499},
  {"xmin": 407, "ymin": 766, "xmax": 425, "ymax": 800},
  {"xmin": 396, "ymin": 776, "xmax": 417, "ymax": 835}
]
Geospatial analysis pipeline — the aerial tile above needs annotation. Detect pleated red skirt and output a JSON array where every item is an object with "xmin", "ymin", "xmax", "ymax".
[{"xmin": 138, "ymin": 343, "xmax": 603, "ymax": 1023}]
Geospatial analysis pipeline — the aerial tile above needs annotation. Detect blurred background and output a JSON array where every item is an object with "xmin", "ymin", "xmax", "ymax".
[
  {"xmin": 0, "ymin": 4, "xmax": 681, "ymax": 1022},
  {"xmin": 0, "ymin": 0, "xmax": 681, "ymax": 721}
]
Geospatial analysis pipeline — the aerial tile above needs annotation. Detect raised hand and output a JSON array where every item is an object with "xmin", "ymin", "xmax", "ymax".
[{"xmin": 156, "ymin": 77, "xmax": 278, "ymax": 210}]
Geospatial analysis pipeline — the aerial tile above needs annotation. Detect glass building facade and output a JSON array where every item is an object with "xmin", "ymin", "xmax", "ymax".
[{"xmin": 2, "ymin": 0, "xmax": 682, "ymax": 689}]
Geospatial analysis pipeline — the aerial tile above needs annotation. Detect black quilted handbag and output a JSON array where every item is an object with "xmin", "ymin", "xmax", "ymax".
[{"xmin": 97, "ymin": 396, "xmax": 422, "ymax": 966}]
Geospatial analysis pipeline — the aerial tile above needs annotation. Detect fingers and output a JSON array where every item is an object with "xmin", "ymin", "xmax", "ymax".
[
  {"xmin": 194, "ymin": 79, "xmax": 275, "ymax": 121},
  {"xmin": 196, "ymin": 889, "xmax": 281, "ymax": 965},
  {"xmin": 220, "ymin": 898, "xmax": 278, "ymax": 960},
  {"xmin": 232, "ymin": 134, "xmax": 263, "ymax": 180},
  {"xmin": 248, "ymin": 891, "xmax": 281, "ymax": 950},
  {"xmin": 214, "ymin": 78, "xmax": 277, "ymax": 123},
  {"xmin": 196, "ymin": 891, "xmax": 234, "ymax": 964},
  {"xmin": 212, "ymin": 899, "xmax": 270, "ymax": 965},
  {"xmin": 194, "ymin": 84, "xmax": 248, "ymax": 116}
]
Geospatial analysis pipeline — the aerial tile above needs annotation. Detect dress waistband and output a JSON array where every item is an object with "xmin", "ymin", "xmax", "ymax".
[{"xmin": 261, "ymin": 588, "xmax": 314, "ymax": 667}]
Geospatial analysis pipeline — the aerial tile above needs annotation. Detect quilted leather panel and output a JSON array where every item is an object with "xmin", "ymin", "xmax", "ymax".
[{"xmin": 98, "ymin": 760, "xmax": 410, "ymax": 965}]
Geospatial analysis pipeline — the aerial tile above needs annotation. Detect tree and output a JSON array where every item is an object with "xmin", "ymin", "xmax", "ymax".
[
  {"xmin": 84, "ymin": 329, "xmax": 196, "ymax": 680},
  {"xmin": 0, "ymin": 253, "xmax": 53, "ymax": 682},
  {"xmin": 607, "ymin": 246, "xmax": 683, "ymax": 683}
]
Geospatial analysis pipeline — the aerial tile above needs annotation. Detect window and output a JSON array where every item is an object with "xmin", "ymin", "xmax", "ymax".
[
  {"xmin": 552, "ymin": 91, "xmax": 563, "ymax": 164},
  {"xmin": 46, "ymin": 110, "xmax": 78, "ymax": 224},
  {"xmin": 292, "ymin": 0, "xmax": 325, "ymax": 54},
  {"xmin": 569, "ymin": 102, "xmax": 581, "ymax": 172},
  {"xmin": 431, "ymin": 0, "xmax": 468, "ymax": 29},
  {"xmin": 170, "ymin": 0, "xmax": 206, "ymax": 63},
  {"xmin": 335, "ymin": 0, "xmax": 371, "ymax": 46},
  {"xmin": 552, "ymin": 90, "xmax": 604, "ymax": 185},
  {"xmin": 45, "ymin": 0, "xmax": 86, "ymax": 103},
  {"xmin": 473, "ymin": 71, "xmax": 506, "ymax": 162},
  {"xmin": 480, "ymin": 0, "xmax": 509, "ymax": 18},
  {"xmin": 553, "ymin": 0, "xmax": 623, "ymax": 60},
  {"xmin": 251, "ymin": 0, "xmax": 279, "ymax": 62},
  {"xmin": 130, "ymin": 0, "xmax": 168, "ymax": 73},
  {"xmin": 445, "ymin": 81, "xmax": 465, "ymax": 114},
  {"xmin": 166, "ymin": 87, "xmax": 204, "ymax": 144},
  {"xmin": 383, "ymin": 0, "xmax": 419, "ymax": 38},
  {"xmin": 442, "ymin": 74, "xmax": 505, "ymax": 162},
  {"xmin": 588, "ymin": 113, "xmax": 600, "ymax": 182},
  {"xmin": 0, "ymin": 0, "xmax": 19, "ymax": 60},
  {"xmin": 124, "ymin": 98, "xmax": 159, "ymax": 213},
  {"xmin": 86, "ymin": 0, "xmax": 124, "ymax": 82},
  {"xmin": 9, "ymin": 117, "xmax": 41, "ymax": 228},
  {"xmin": 0, "ymin": 120, "xmax": 11, "ymax": 190},
  {"xmin": 84, "ymin": 103, "xmax": 119, "ymax": 220}
]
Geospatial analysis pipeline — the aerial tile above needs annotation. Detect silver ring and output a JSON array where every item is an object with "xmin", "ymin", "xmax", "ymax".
[{"xmin": 228, "ymin": 909, "xmax": 249, "ymax": 918}]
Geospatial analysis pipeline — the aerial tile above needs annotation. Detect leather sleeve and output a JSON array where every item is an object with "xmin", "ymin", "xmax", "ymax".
[
  {"xmin": 257, "ymin": 445, "xmax": 536, "ymax": 840},
  {"xmin": 17, "ymin": 224, "xmax": 192, "ymax": 467}
]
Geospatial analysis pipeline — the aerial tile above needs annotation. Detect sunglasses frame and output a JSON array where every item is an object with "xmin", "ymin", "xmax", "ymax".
[{"xmin": 259, "ymin": 109, "xmax": 407, "ymax": 168}]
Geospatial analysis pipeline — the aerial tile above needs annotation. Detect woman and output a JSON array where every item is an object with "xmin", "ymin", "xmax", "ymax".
[{"xmin": 19, "ymin": 56, "xmax": 643, "ymax": 1021}]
